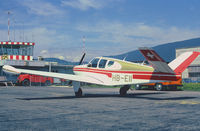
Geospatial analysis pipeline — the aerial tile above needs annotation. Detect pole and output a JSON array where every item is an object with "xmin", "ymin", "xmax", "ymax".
[
  {"xmin": 8, "ymin": 11, "xmax": 10, "ymax": 41},
  {"xmin": 49, "ymin": 62, "xmax": 51, "ymax": 72},
  {"xmin": 13, "ymin": 20, "xmax": 15, "ymax": 41}
]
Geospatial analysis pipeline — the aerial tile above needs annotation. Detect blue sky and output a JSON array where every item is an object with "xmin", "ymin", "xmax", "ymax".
[{"xmin": 0, "ymin": 0, "xmax": 200, "ymax": 61}]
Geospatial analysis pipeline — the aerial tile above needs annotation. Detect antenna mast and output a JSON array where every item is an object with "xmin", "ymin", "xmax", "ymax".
[
  {"xmin": 83, "ymin": 36, "xmax": 86, "ymax": 53},
  {"xmin": 8, "ymin": 11, "xmax": 10, "ymax": 41}
]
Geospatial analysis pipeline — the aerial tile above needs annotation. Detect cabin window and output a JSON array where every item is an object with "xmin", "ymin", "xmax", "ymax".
[
  {"xmin": 107, "ymin": 61, "xmax": 114, "ymax": 67},
  {"xmin": 88, "ymin": 58, "xmax": 99, "ymax": 68},
  {"xmin": 99, "ymin": 59, "xmax": 107, "ymax": 68}
]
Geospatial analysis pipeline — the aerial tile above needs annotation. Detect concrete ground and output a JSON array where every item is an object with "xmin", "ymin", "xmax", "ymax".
[{"xmin": 0, "ymin": 86, "xmax": 200, "ymax": 131}]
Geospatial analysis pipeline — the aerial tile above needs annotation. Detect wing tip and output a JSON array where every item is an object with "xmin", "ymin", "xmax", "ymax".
[{"xmin": 3, "ymin": 65, "xmax": 21, "ymax": 74}]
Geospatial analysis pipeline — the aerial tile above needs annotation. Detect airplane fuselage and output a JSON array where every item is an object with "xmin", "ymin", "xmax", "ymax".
[{"xmin": 73, "ymin": 57, "xmax": 181, "ymax": 86}]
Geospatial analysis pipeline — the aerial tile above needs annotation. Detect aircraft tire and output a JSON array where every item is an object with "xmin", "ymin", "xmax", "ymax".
[
  {"xmin": 156, "ymin": 83, "xmax": 163, "ymax": 91},
  {"xmin": 120, "ymin": 85, "xmax": 130, "ymax": 96},
  {"xmin": 75, "ymin": 88, "xmax": 82, "ymax": 97}
]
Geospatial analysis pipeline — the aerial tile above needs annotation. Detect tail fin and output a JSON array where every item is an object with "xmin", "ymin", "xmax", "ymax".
[
  {"xmin": 168, "ymin": 51, "xmax": 200, "ymax": 74},
  {"xmin": 139, "ymin": 47, "xmax": 175, "ymax": 74}
]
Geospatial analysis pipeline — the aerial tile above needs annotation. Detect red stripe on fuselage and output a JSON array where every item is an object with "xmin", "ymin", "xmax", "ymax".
[
  {"xmin": 133, "ymin": 74, "xmax": 180, "ymax": 81},
  {"xmin": 74, "ymin": 67, "xmax": 175, "ymax": 75},
  {"xmin": 73, "ymin": 67, "xmax": 180, "ymax": 81}
]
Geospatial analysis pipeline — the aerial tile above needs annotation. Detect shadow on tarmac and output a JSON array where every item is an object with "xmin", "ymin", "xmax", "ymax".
[{"xmin": 16, "ymin": 92, "xmax": 197, "ymax": 101}]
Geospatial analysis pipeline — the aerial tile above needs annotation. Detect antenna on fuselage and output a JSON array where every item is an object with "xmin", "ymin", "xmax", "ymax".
[
  {"xmin": 141, "ymin": 60, "xmax": 145, "ymax": 65},
  {"xmin": 123, "ymin": 54, "xmax": 128, "ymax": 61}
]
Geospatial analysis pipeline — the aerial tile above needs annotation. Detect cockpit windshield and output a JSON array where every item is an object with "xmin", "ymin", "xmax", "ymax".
[
  {"xmin": 88, "ymin": 58, "xmax": 115, "ymax": 69},
  {"xmin": 88, "ymin": 58, "xmax": 99, "ymax": 68}
]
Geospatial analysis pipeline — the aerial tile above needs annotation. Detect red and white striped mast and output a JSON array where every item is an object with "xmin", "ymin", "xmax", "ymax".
[{"xmin": 8, "ymin": 11, "xmax": 10, "ymax": 42}]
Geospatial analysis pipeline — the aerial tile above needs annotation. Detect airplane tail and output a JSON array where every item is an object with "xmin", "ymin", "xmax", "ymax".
[
  {"xmin": 139, "ymin": 47, "xmax": 200, "ymax": 74},
  {"xmin": 139, "ymin": 47, "xmax": 175, "ymax": 74},
  {"xmin": 168, "ymin": 51, "xmax": 200, "ymax": 74}
]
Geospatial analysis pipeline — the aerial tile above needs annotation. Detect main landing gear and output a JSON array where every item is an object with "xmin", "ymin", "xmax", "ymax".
[{"xmin": 120, "ymin": 85, "xmax": 131, "ymax": 96}]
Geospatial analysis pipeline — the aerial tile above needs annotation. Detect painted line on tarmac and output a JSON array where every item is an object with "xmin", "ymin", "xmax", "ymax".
[{"xmin": 156, "ymin": 100, "xmax": 200, "ymax": 105}]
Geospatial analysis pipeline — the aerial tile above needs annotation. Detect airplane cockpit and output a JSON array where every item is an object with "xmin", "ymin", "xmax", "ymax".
[{"xmin": 87, "ymin": 57, "xmax": 121, "ymax": 70}]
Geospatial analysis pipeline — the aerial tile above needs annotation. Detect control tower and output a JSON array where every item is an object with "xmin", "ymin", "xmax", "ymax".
[{"xmin": 0, "ymin": 41, "xmax": 34, "ymax": 61}]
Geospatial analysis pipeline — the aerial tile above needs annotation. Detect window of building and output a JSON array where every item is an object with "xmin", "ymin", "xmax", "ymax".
[
  {"xmin": 12, "ymin": 45, "xmax": 20, "ymax": 55},
  {"xmin": 0, "ymin": 45, "xmax": 3, "ymax": 55},
  {"xmin": 2, "ymin": 47, "xmax": 7, "ymax": 55},
  {"xmin": 7, "ymin": 47, "xmax": 12, "ymax": 55},
  {"xmin": 189, "ymin": 72, "xmax": 200, "ymax": 77}
]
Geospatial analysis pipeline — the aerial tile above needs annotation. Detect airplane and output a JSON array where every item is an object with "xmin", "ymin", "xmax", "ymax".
[{"xmin": 3, "ymin": 47, "xmax": 200, "ymax": 97}]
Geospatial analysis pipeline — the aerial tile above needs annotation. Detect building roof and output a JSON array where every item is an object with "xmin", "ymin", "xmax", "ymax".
[{"xmin": 176, "ymin": 46, "xmax": 200, "ymax": 50}]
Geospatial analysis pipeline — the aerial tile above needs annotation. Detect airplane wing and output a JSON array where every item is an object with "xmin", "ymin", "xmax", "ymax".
[
  {"xmin": 2, "ymin": 65, "xmax": 104, "ymax": 85},
  {"xmin": 139, "ymin": 47, "xmax": 175, "ymax": 74}
]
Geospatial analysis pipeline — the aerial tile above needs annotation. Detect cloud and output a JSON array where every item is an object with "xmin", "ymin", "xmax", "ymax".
[
  {"xmin": 57, "ymin": 55, "xmax": 65, "ymax": 60},
  {"xmin": 61, "ymin": 0, "xmax": 105, "ymax": 10},
  {"xmin": 40, "ymin": 50, "xmax": 49, "ymax": 57},
  {"xmin": 76, "ymin": 21, "xmax": 200, "ymax": 52},
  {"xmin": 22, "ymin": 0, "xmax": 64, "ymax": 16},
  {"xmin": 40, "ymin": 50, "xmax": 48, "ymax": 54}
]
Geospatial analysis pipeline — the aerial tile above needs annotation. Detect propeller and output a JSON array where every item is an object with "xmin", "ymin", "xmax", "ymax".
[
  {"xmin": 79, "ymin": 53, "xmax": 86, "ymax": 65},
  {"xmin": 69, "ymin": 53, "xmax": 86, "ymax": 86}
]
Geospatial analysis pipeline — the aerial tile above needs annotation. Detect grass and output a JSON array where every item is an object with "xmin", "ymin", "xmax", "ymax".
[{"xmin": 182, "ymin": 83, "xmax": 200, "ymax": 91}]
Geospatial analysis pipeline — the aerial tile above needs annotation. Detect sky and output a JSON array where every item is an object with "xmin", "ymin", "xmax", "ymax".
[{"xmin": 0, "ymin": 0, "xmax": 200, "ymax": 61}]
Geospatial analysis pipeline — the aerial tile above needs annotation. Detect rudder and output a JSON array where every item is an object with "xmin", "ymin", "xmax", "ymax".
[{"xmin": 168, "ymin": 51, "xmax": 200, "ymax": 74}]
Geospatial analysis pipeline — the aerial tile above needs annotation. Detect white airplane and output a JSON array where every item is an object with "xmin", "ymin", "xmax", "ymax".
[{"xmin": 3, "ymin": 47, "xmax": 200, "ymax": 97}]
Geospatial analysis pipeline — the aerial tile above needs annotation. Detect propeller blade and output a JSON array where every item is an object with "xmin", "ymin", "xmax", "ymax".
[{"xmin": 79, "ymin": 53, "xmax": 86, "ymax": 65}]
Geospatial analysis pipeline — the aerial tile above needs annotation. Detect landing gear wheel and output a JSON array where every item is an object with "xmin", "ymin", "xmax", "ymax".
[
  {"xmin": 75, "ymin": 88, "xmax": 82, "ymax": 97},
  {"xmin": 135, "ymin": 84, "xmax": 141, "ymax": 90},
  {"xmin": 120, "ymin": 85, "xmax": 130, "ymax": 96},
  {"xmin": 156, "ymin": 83, "xmax": 164, "ymax": 91}
]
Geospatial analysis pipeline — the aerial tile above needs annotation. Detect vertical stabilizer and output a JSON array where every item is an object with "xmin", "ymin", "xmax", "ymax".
[{"xmin": 168, "ymin": 52, "xmax": 200, "ymax": 74}]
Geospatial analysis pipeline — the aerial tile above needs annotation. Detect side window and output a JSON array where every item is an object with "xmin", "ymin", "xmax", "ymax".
[
  {"xmin": 99, "ymin": 59, "xmax": 107, "ymax": 68},
  {"xmin": 107, "ymin": 61, "xmax": 114, "ymax": 67},
  {"xmin": 92, "ymin": 58, "xmax": 99, "ymax": 68},
  {"xmin": 89, "ymin": 58, "xmax": 99, "ymax": 68}
]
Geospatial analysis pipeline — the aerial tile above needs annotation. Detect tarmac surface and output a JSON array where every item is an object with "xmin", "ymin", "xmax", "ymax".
[{"xmin": 1, "ymin": 86, "xmax": 200, "ymax": 131}]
